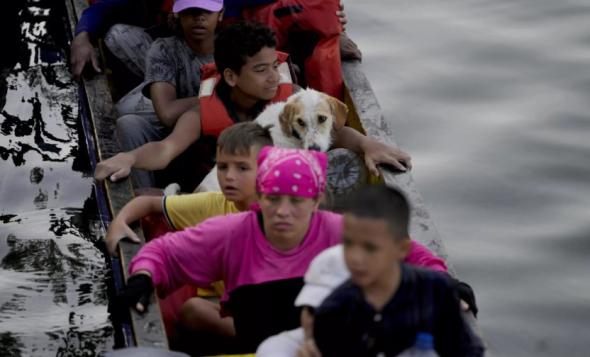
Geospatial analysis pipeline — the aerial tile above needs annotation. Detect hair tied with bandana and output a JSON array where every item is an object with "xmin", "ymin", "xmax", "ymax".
[{"xmin": 257, "ymin": 146, "xmax": 327, "ymax": 198}]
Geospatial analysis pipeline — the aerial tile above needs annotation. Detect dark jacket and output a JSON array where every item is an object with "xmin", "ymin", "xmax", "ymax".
[{"xmin": 314, "ymin": 264, "xmax": 485, "ymax": 357}]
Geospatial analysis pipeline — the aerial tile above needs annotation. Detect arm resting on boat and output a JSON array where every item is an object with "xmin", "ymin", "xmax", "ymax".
[
  {"xmin": 94, "ymin": 107, "xmax": 201, "ymax": 181},
  {"xmin": 106, "ymin": 196, "xmax": 163, "ymax": 255},
  {"xmin": 150, "ymin": 82, "xmax": 200, "ymax": 127},
  {"xmin": 331, "ymin": 126, "xmax": 412, "ymax": 176}
]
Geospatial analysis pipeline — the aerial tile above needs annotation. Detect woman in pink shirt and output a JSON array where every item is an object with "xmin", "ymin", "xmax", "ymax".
[
  {"xmin": 124, "ymin": 146, "xmax": 341, "ymax": 351},
  {"xmin": 120, "ymin": 146, "xmax": 449, "ymax": 352}
]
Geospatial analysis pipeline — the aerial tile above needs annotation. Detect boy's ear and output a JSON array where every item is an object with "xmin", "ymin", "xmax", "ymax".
[
  {"xmin": 218, "ymin": 10, "xmax": 224, "ymax": 22},
  {"xmin": 397, "ymin": 237, "xmax": 411, "ymax": 259},
  {"xmin": 223, "ymin": 68, "xmax": 237, "ymax": 87},
  {"xmin": 325, "ymin": 95, "xmax": 348, "ymax": 130}
]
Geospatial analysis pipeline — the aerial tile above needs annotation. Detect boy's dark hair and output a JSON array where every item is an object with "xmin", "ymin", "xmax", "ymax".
[
  {"xmin": 345, "ymin": 185, "xmax": 410, "ymax": 240},
  {"xmin": 217, "ymin": 122, "xmax": 273, "ymax": 156},
  {"xmin": 214, "ymin": 22, "xmax": 277, "ymax": 75}
]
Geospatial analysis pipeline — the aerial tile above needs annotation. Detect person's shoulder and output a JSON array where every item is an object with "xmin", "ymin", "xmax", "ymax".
[
  {"xmin": 404, "ymin": 264, "xmax": 454, "ymax": 291},
  {"xmin": 149, "ymin": 36, "xmax": 181, "ymax": 54},
  {"xmin": 317, "ymin": 279, "xmax": 358, "ymax": 312},
  {"xmin": 316, "ymin": 210, "xmax": 343, "ymax": 225},
  {"xmin": 199, "ymin": 209, "xmax": 253, "ymax": 228}
]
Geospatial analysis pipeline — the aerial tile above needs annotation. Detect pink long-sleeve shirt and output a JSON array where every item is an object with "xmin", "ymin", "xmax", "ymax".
[
  {"xmin": 129, "ymin": 210, "xmax": 344, "ymax": 300},
  {"xmin": 129, "ymin": 209, "xmax": 447, "ymax": 300}
]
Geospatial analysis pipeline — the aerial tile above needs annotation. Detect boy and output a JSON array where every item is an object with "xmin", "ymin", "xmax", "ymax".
[
  {"xmin": 256, "ymin": 239, "xmax": 450, "ymax": 356},
  {"xmin": 94, "ymin": 22, "xmax": 411, "ymax": 186},
  {"xmin": 311, "ymin": 185, "xmax": 484, "ymax": 357},
  {"xmin": 105, "ymin": 121, "xmax": 270, "ymax": 255},
  {"xmin": 113, "ymin": 0, "xmax": 223, "ymax": 188}
]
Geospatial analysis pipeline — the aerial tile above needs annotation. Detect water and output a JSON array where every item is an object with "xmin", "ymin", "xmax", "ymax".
[
  {"xmin": 345, "ymin": 0, "xmax": 590, "ymax": 356},
  {"xmin": 0, "ymin": 1, "xmax": 113, "ymax": 355}
]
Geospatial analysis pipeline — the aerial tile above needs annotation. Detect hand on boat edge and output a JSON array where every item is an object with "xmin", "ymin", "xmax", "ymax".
[
  {"xmin": 106, "ymin": 218, "xmax": 141, "ymax": 256},
  {"xmin": 94, "ymin": 153, "xmax": 134, "ymax": 182},
  {"xmin": 361, "ymin": 139, "xmax": 412, "ymax": 177},
  {"xmin": 118, "ymin": 273, "xmax": 154, "ymax": 314}
]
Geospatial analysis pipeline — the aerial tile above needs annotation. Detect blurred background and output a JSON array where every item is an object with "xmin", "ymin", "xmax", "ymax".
[{"xmin": 344, "ymin": 0, "xmax": 590, "ymax": 356}]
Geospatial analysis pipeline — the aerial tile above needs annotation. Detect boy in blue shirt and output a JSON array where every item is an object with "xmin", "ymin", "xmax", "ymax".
[{"xmin": 313, "ymin": 185, "xmax": 484, "ymax": 357}]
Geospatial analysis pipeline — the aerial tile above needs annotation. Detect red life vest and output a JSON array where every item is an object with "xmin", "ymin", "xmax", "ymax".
[
  {"xmin": 240, "ymin": 0, "xmax": 343, "ymax": 99},
  {"xmin": 199, "ymin": 51, "xmax": 294, "ymax": 138}
]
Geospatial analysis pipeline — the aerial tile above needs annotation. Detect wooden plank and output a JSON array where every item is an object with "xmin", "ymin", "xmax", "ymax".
[
  {"xmin": 341, "ymin": 60, "xmax": 451, "ymax": 269},
  {"xmin": 65, "ymin": 0, "xmax": 168, "ymax": 348}
]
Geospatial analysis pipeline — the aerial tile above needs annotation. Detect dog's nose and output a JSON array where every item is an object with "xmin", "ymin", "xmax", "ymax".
[{"xmin": 308, "ymin": 144, "xmax": 322, "ymax": 151}]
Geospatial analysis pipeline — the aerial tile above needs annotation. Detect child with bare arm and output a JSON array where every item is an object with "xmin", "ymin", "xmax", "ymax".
[{"xmin": 105, "ymin": 121, "xmax": 271, "ymax": 255}]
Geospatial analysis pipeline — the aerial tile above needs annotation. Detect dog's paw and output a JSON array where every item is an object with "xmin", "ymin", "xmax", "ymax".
[{"xmin": 163, "ymin": 183, "xmax": 181, "ymax": 196}]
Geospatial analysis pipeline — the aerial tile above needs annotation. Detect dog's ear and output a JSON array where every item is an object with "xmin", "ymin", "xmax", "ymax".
[
  {"xmin": 326, "ymin": 95, "xmax": 348, "ymax": 130},
  {"xmin": 279, "ymin": 102, "xmax": 296, "ymax": 135}
]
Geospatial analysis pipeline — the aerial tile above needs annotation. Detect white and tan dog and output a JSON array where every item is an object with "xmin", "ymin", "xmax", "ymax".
[{"xmin": 193, "ymin": 88, "xmax": 348, "ymax": 193}]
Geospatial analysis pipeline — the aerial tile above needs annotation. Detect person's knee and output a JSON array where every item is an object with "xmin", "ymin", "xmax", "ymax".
[
  {"xmin": 179, "ymin": 298, "xmax": 217, "ymax": 328},
  {"xmin": 116, "ymin": 114, "xmax": 146, "ymax": 150},
  {"xmin": 104, "ymin": 24, "xmax": 129, "ymax": 51}
]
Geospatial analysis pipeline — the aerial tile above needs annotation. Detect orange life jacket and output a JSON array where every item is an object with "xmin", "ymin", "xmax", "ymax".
[
  {"xmin": 240, "ymin": 0, "xmax": 343, "ymax": 99},
  {"xmin": 198, "ymin": 52, "xmax": 294, "ymax": 138}
]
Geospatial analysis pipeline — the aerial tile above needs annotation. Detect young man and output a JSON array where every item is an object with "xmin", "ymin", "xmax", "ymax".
[
  {"xmin": 312, "ymin": 185, "xmax": 485, "ymax": 357},
  {"xmin": 113, "ymin": 0, "xmax": 223, "ymax": 188},
  {"xmin": 104, "ymin": 121, "xmax": 270, "ymax": 255},
  {"xmin": 94, "ymin": 22, "xmax": 411, "ymax": 186}
]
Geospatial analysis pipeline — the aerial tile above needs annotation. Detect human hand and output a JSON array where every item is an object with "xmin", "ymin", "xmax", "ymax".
[
  {"xmin": 94, "ymin": 153, "xmax": 135, "ymax": 182},
  {"xmin": 70, "ymin": 32, "xmax": 101, "ymax": 81},
  {"xmin": 336, "ymin": 2, "xmax": 347, "ymax": 31},
  {"xmin": 105, "ymin": 217, "xmax": 141, "ymax": 256},
  {"xmin": 360, "ymin": 138, "xmax": 412, "ymax": 176},
  {"xmin": 119, "ymin": 273, "xmax": 153, "ymax": 313},
  {"xmin": 455, "ymin": 280, "xmax": 478, "ymax": 317},
  {"xmin": 296, "ymin": 337, "xmax": 322, "ymax": 357},
  {"xmin": 340, "ymin": 33, "xmax": 362, "ymax": 61}
]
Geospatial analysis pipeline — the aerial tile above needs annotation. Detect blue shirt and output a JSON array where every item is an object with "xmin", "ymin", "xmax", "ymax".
[{"xmin": 314, "ymin": 265, "xmax": 485, "ymax": 357}]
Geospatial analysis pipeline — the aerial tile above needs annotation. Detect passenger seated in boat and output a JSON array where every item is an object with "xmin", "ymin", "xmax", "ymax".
[
  {"xmin": 94, "ymin": 22, "xmax": 411, "ymax": 188},
  {"xmin": 257, "ymin": 241, "xmax": 449, "ymax": 355},
  {"xmin": 111, "ymin": 0, "xmax": 223, "ymax": 189},
  {"xmin": 257, "ymin": 202, "xmax": 480, "ymax": 356},
  {"xmin": 120, "ymin": 147, "xmax": 342, "ymax": 352},
  {"xmin": 104, "ymin": 121, "xmax": 271, "ymax": 255},
  {"xmin": 303, "ymin": 185, "xmax": 484, "ymax": 357}
]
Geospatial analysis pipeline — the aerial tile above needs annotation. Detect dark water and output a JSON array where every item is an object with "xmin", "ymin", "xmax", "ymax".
[
  {"xmin": 0, "ymin": 1, "xmax": 113, "ymax": 355},
  {"xmin": 346, "ymin": 0, "xmax": 590, "ymax": 356}
]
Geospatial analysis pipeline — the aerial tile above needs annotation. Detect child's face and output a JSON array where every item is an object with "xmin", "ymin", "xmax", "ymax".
[
  {"xmin": 216, "ymin": 147, "xmax": 258, "ymax": 205},
  {"xmin": 178, "ymin": 8, "xmax": 221, "ymax": 43},
  {"xmin": 230, "ymin": 46, "xmax": 281, "ymax": 101},
  {"xmin": 258, "ymin": 194, "xmax": 320, "ymax": 244},
  {"xmin": 342, "ymin": 214, "xmax": 409, "ymax": 289}
]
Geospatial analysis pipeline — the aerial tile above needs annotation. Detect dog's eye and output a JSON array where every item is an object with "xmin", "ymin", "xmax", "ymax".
[
  {"xmin": 297, "ymin": 118, "xmax": 306, "ymax": 127},
  {"xmin": 317, "ymin": 115, "xmax": 327, "ymax": 124}
]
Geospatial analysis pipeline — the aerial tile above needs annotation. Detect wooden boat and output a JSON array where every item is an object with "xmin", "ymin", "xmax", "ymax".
[{"xmin": 64, "ymin": 0, "xmax": 478, "ymax": 353}]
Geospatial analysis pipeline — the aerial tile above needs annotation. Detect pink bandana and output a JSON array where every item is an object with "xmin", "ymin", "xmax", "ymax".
[{"xmin": 257, "ymin": 146, "xmax": 328, "ymax": 198}]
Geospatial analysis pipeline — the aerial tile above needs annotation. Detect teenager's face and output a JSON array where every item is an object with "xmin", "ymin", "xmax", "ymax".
[
  {"xmin": 178, "ymin": 8, "xmax": 221, "ymax": 42},
  {"xmin": 231, "ymin": 47, "xmax": 280, "ymax": 101},
  {"xmin": 216, "ymin": 147, "xmax": 258, "ymax": 205},
  {"xmin": 342, "ymin": 214, "xmax": 409, "ymax": 289},
  {"xmin": 258, "ymin": 193, "xmax": 319, "ymax": 245}
]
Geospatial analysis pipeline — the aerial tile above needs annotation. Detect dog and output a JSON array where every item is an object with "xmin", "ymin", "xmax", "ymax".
[{"xmin": 194, "ymin": 88, "xmax": 349, "ymax": 193}]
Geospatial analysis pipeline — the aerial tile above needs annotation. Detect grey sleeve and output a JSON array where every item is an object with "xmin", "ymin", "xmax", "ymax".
[{"xmin": 143, "ymin": 39, "xmax": 177, "ymax": 98}]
